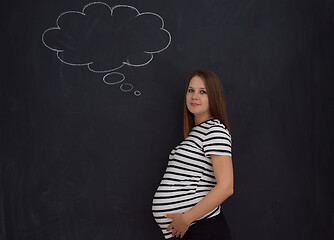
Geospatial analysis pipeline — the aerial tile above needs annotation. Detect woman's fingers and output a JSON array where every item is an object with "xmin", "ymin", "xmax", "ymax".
[
  {"xmin": 166, "ymin": 213, "xmax": 188, "ymax": 237},
  {"xmin": 166, "ymin": 224, "xmax": 173, "ymax": 231},
  {"xmin": 166, "ymin": 213, "xmax": 175, "ymax": 232},
  {"xmin": 164, "ymin": 213, "xmax": 174, "ymax": 219}
]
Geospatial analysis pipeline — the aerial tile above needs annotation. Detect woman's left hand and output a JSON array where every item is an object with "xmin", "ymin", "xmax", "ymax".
[{"xmin": 165, "ymin": 213, "xmax": 190, "ymax": 238}]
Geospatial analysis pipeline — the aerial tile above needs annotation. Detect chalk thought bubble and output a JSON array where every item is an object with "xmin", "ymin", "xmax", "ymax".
[{"xmin": 42, "ymin": 2, "xmax": 171, "ymax": 96}]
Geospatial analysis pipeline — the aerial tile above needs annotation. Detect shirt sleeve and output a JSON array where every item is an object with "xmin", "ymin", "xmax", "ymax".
[{"xmin": 203, "ymin": 125, "xmax": 232, "ymax": 157}]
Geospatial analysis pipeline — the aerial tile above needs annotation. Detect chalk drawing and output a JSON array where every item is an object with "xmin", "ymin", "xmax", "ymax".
[
  {"xmin": 103, "ymin": 72, "xmax": 125, "ymax": 85},
  {"xmin": 42, "ymin": 2, "xmax": 171, "ymax": 96},
  {"xmin": 120, "ymin": 83, "xmax": 133, "ymax": 92},
  {"xmin": 134, "ymin": 91, "xmax": 141, "ymax": 96}
]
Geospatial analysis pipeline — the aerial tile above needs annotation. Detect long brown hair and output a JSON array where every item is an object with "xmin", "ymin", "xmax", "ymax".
[{"xmin": 183, "ymin": 69, "xmax": 231, "ymax": 138}]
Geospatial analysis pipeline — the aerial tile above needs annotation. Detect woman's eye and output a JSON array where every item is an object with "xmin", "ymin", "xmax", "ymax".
[
  {"xmin": 188, "ymin": 89, "xmax": 194, "ymax": 93},
  {"xmin": 200, "ymin": 90, "xmax": 207, "ymax": 94}
]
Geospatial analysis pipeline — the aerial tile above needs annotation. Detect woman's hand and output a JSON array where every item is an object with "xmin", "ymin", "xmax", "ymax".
[{"xmin": 165, "ymin": 213, "xmax": 190, "ymax": 238}]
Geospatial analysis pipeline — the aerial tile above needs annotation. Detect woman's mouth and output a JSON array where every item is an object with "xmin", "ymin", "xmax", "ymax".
[{"xmin": 190, "ymin": 103, "xmax": 200, "ymax": 106}]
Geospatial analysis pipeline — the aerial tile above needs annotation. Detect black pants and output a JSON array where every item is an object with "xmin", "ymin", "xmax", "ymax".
[{"xmin": 173, "ymin": 212, "xmax": 231, "ymax": 240}]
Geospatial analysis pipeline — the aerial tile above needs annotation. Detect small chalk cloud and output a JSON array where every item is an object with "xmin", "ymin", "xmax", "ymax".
[{"xmin": 42, "ymin": 2, "xmax": 171, "ymax": 96}]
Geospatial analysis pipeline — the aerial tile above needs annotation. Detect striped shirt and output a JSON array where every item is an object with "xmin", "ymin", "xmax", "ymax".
[{"xmin": 152, "ymin": 118, "xmax": 232, "ymax": 239}]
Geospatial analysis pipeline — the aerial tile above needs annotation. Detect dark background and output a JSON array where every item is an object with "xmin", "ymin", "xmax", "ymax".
[{"xmin": 1, "ymin": 0, "xmax": 333, "ymax": 239}]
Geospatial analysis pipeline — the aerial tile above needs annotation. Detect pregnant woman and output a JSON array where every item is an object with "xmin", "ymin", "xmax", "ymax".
[{"xmin": 152, "ymin": 69, "xmax": 234, "ymax": 239}]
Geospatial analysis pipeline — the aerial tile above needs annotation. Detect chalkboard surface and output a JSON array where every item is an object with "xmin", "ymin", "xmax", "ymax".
[{"xmin": 1, "ymin": 0, "xmax": 333, "ymax": 240}]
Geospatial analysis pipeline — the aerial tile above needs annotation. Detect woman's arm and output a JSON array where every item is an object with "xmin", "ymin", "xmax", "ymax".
[
  {"xmin": 184, "ymin": 154, "xmax": 234, "ymax": 223},
  {"xmin": 165, "ymin": 154, "xmax": 234, "ymax": 238}
]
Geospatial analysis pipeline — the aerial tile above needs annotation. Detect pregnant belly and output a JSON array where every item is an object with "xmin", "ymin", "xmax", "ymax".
[{"xmin": 152, "ymin": 184, "xmax": 208, "ymax": 218}]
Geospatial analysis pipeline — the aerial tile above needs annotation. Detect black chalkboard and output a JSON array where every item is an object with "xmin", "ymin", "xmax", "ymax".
[{"xmin": 1, "ymin": 0, "xmax": 333, "ymax": 239}]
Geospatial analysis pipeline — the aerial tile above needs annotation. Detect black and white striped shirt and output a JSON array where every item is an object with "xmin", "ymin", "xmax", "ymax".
[{"xmin": 152, "ymin": 119, "xmax": 232, "ymax": 239}]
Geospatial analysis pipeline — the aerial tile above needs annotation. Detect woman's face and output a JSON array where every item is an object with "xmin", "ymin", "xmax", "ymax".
[{"xmin": 186, "ymin": 76, "xmax": 211, "ymax": 120}]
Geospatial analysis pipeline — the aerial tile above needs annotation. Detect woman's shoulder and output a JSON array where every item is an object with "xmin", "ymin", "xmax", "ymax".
[
  {"xmin": 207, "ymin": 119, "xmax": 227, "ymax": 129},
  {"xmin": 194, "ymin": 118, "xmax": 228, "ymax": 134},
  {"xmin": 206, "ymin": 119, "xmax": 230, "ymax": 136}
]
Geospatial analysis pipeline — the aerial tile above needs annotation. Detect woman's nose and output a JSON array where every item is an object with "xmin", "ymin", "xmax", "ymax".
[{"xmin": 192, "ymin": 93, "xmax": 199, "ymax": 100}]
